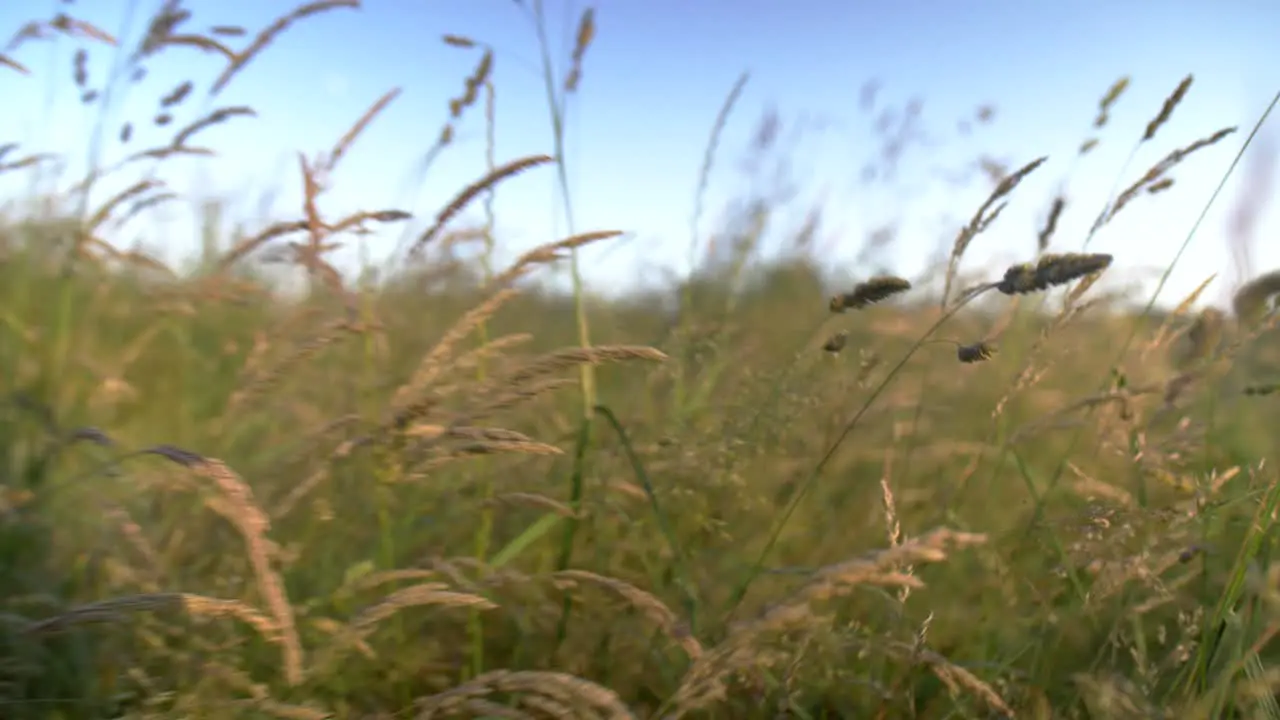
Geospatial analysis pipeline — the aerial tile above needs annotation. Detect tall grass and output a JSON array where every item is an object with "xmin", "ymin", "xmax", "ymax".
[{"xmin": 2, "ymin": 2, "xmax": 1280, "ymax": 718}]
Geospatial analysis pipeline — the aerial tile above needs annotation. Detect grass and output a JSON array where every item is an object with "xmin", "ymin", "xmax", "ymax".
[{"xmin": 3, "ymin": 1, "xmax": 1280, "ymax": 718}]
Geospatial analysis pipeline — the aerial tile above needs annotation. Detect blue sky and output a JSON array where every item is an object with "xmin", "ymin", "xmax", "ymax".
[{"xmin": 1, "ymin": 0, "xmax": 1277, "ymax": 308}]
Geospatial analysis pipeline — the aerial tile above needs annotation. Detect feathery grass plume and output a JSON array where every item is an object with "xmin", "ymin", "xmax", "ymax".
[
  {"xmin": 1143, "ymin": 273, "xmax": 1216, "ymax": 362},
  {"xmin": 1233, "ymin": 269, "xmax": 1280, "ymax": 328},
  {"xmin": 1008, "ymin": 382, "xmax": 1165, "ymax": 444},
  {"xmin": 505, "ymin": 345, "xmax": 668, "ymax": 386},
  {"xmin": 416, "ymin": 670, "xmax": 637, "ymax": 719},
  {"xmin": 0, "ymin": 149, "xmax": 53, "ymax": 176},
  {"xmin": 447, "ymin": 49, "xmax": 493, "ymax": 120},
  {"xmin": 165, "ymin": 106, "xmax": 257, "ymax": 149},
  {"xmin": 70, "ymin": 105, "xmax": 258, "ymax": 186},
  {"xmin": 563, "ymin": 7, "xmax": 595, "ymax": 93},
  {"xmin": 86, "ymin": 179, "xmax": 164, "ymax": 232},
  {"xmin": 877, "ymin": 453, "xmax": 914, "ymax": 602},
  {"xmin": 553, "ymin": 569, "xmax": 703, "ymax": 660},
  {"xmin": 890, "ymin": 641, "xmax": 1015, "ymax": 717},
  {"xmin": 145, "ymin": 30, "xmax": 235, "ymax": 63},
  {"xmin": 407, "ymin": 439, "xmax": 566, "ymax": 475},
  {"xmin": 222, "ymin": 318, "xmax": 357, "ymax": 419},
  {"xmin": 215, "ymin": 209, "xmax": 408, "ymax": 271},
  {"xmin": 1145, "ymin": 74, "xmax": 1194, "ymax": 141},
  {"xmin": 412, "ymin": 39, "xmax": 492, "ymax": 183},
  {"xmin": 996, "ymin": 252, "xmax": 1113, "ymax": 296},
  {"xmin": 830, "ymin": 275, "xmax": 911, "ymax": 313},
  {"xmin": 483, "ymin": 492, "xmax": 582, "ymax": 518},
  {"xmin": 1037, "ymin": 196, "xmax": 1066, "ymax": 252},
  {"xmin": 683, "ymin": 72, "xmax": 749, "ymax": 329},
  {"xmin": 487, "ymin": 230, "xmax": 624, "ymax": 288},
  {"xmin": 1093, "ymin": 75, "xmax": 1131, "ymax": 129},
  {"xmin": 411, "ymin": 154, "xmax": 554, "ymax": 256},
  {"xmin": 211, "ymin": 0, "xmax": 361, "ymax": 95},
  {"xmin": 668, "ymin": 529, "xmax": 988, "ymax": 716},
  {"xmin": 442, "ymin": 378, "xmax": 578, "ymax": 428},
  {"xmin": 957, "ymin": 341, "xmax": 996, "ymax": 364},
  {"xmin": 822, "ymin": 331, "xmax": 848, "ymax": 354},
  {"xmin": 134, "ymin": 448, "xmax": 304, "ymax": 685},
  {"xmin": 50, "ymin": 13, "xmax": 118, "ymax": 46},
  {"xmin": 132, "ymin": 0, "xmax": 195, "ymax": 60},
  {"xmin": 324, "ymin": 87, "xmax": 400, "ymax": 173},
  {"xmin": 331, "ymin": 569, "xmax": 440, "ymax": 603},
  {"xmin": 309, "ymin": 583, "xmax": 498, "ymax": 676},
  {"xmin": 18, "ymin": 593, "xmax": 276, "ymax": 638},
  {"xmin": 942, "ymin": 155, "xmax": 1048, "ymax": 307},
  {"xmin": 1104, "ymin": 127, "xmax": 1237, "ymax": 224},
  {"xmin": 114, "ymin": 194, "xmax": 181, "ymax": 233},
  {"xmin": 348, "ymin": 583, "xmax": 496, "ymax": 631},
  {"xmin": 0, "ymin": 53, "xmax": 29, "ymax": 74},
  {"xmin": 389, "ymin": 288, "xmax": 522, "ymax": 409}
]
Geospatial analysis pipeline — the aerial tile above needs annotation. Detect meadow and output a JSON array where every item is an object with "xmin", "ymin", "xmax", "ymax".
[{"xmin": 3, "ymin": 1, "xmax": 1280, "ymax": 718}]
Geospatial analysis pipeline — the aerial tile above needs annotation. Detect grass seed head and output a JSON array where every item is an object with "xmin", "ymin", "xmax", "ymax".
[
  {"xmin": 957, "ymin": 341, "xmax": 996, "ymax": 364},
  {"xmin": 997, "ymin": 252, "xmax": 1113, "ymax": 296},
  {"xmin": 831, "ymin": 275, "xmax": 911, "ymax": 312},
  {"xmin": 1037, "ymin": 196, "xmax": 1066, "ymax": 252},
  {"xmin": 1145, "ymin": 74, "xmax": 1193, "ymax": 141},
  {"xmin": 822, "ymin": 331, "xmax": 848, "ymax": 354},
  {"xmin": 1094, "ymin": 75, "xmax": 1131, "ymax": 128},
  {"xmin": 564, "ymin": 7, "xmax": 596, "ymax": 93}
]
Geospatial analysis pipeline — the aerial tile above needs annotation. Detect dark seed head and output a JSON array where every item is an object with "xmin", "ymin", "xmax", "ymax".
[
  {"xmin": 831, "ymin": 275, "xmax": 911, "ymax": 312},
  {"xmin": 996, "ymin": 253, "xmax": 1113, "ymax": 296},
  {"xmin": 957, "ymin": 342, "xmax": 996, "ymax": 363},
  {"xmin": 822, "ymin": 331, "xmax": 848, "ymax": 354}
]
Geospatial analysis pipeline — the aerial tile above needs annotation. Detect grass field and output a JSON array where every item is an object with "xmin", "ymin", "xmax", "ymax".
[{"xmin": 4, "ymin": 2, "xmax": 1280, "ymax": 718}]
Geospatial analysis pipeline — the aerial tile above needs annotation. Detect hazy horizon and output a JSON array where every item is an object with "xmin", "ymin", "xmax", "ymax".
[{"xmin": 1, "ymin": 0, "xmax": 1277, "ymax": 309}]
